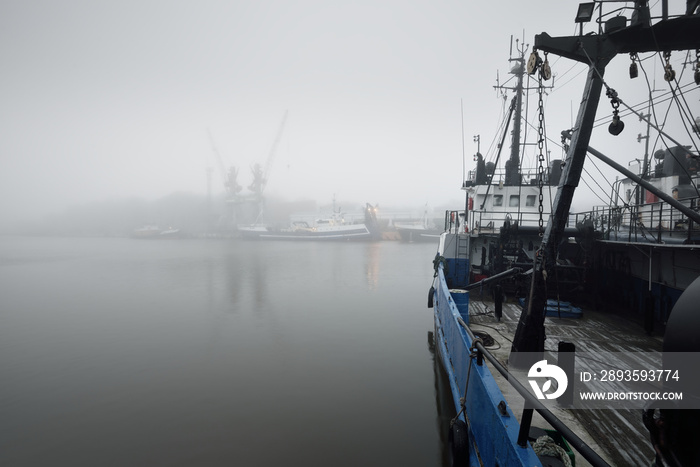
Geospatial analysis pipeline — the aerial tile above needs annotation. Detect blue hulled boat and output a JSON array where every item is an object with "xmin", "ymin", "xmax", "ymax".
[
  {"xmin": 429, "ymin": 2, "xmax": 700, "ymax": 466},
  {"xmin": 432, "ymin": 228, "xmax": 542, "ymax": 465}
]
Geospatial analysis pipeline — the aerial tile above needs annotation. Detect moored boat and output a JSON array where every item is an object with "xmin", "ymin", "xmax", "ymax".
[
  {"xmin": 239, "ymin": 203, "xmax": 380, "ymax": 241},
  {"xmin": 132, "ymin": 225, "xmax": 182, "ymax": 239},
  {"xmin": 429, "ymin": 3, "xmax": 700, "ymax": 466}
]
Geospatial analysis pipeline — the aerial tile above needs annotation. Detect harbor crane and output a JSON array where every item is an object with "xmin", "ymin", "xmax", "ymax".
[
  {"xmin": 249, "ymin": 110, "xmax": 289, "ymax": 224},
  {"xmin": 207, "ymin": 128, "xmax": 242, "ymax": 200},
  {"xmin": 249, "ymin": 110, "xmax": 289, "ymax": 200}
]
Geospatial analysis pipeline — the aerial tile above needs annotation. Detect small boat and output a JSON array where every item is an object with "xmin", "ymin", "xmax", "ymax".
[
  {"xmin": 394, "ymin": 222, "xmax": 443, "ymax": 242},
  {"xmin": 132, "ymin": 225, "xmax": 161, "ymax": 238},
  {"xmin": 132, "ymin": 225, "xmax": 181, "ymax": 239},
  {"xmin": 394, "ymin": 207, "xmax": 442, "ymax": 242}
]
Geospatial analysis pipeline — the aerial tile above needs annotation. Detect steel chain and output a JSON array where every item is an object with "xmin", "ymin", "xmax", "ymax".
[
  {"xmin": 663, "ymin": 51, "xmax": 675, "ymax": 82},
  {"xmin": 537, "ymin": 54, "xmax": 546, "ymax": 237}
]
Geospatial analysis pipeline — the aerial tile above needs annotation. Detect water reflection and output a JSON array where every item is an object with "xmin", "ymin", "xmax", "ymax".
[
  {"xmin": 365, "ymin": 242, "xmax": 381, "ymax": 290},
  {"xmin": 223, "ymin": 242, "xmax": 269, "ymax": 312},
  {"xmin": 1, "ymin": 237, "xmax": 444, "ymax": 466},
  {"xmin": 428, "ymin": 330, "xmax": 458, "ymax": 467}
]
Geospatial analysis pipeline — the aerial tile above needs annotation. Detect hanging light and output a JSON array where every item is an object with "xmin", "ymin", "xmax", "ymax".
[
  {"xmin": 606, "ymin": 88, "xmax": 624, "ymax": 136},
  {"xmin": 629, "ymin": 54, "xmax": 638, "ymax": 79},
  {"xmin": 609, "ymin": 114, "xmax": 625, "ymax": 136}
]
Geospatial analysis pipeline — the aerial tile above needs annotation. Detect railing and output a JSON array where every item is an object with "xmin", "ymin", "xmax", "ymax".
[
  {"xmin": 466, "ymin": 166, "xmax": 558, "ymax": 187},
  {"xmin": 444, "ymin": 210, "xmax": 465, "ymax": 234},
  {"xmin": 444, "ymin": 209, "xmax": 583, "ymax": 236},
  {"xmin": 466, "ymin": 210, "xmax": 575, "ymax": 234},
  {"xmin": 574, "ymin": 198, "xmax": 699, "ymax": 244},
  {"xmin": 447, "ymin": 197, "xmax": 700, "ymax": 243},
  {"xmin": 456, "ymin": 314, "xmax": 610, "ymax": 467}
]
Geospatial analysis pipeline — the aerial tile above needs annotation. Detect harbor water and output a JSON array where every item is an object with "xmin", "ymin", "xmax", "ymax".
[{"xmin": 1, "ymin": 236, "xmax": 453, "ymax": 466}]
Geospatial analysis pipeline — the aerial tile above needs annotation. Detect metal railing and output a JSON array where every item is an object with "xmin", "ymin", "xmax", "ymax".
[
  {"xmin": 466, "ymin": 210, "xmax": 575, "ymax": 234},
  {"xmin": 447, "ymin": 197, "xmax": 700, "ymax": 244},
  {"xmin": 574, "ymin": 198, "xmax": 699, "ymax": 244},
  {"xmin": 444, "ymin": 210, "xmax": 465, "ymax": 234},
  {"xmin": 466, "ymin": 166, "xmax": 558, "ymax": 187},
  {"xmin": 456, "ymin": 315, "xmax": 610, "ymax": 467}
]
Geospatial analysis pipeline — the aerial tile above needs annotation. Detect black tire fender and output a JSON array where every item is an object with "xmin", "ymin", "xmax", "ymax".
[{"xmin": 448, "ymin": 419, "xmax": 469, "ymax": 466}]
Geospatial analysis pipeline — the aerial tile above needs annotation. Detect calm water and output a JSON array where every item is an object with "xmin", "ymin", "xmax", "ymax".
[{"xmin": 1, "ymin": 236, "xmax": 453, "ymax": 466}]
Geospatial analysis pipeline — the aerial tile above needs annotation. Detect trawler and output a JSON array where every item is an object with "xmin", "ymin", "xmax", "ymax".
[{"xmin": 430, "ymin": 2, "xmax": 700, "ymax": 466}]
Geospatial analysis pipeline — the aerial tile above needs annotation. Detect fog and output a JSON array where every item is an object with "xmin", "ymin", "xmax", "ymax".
[{"xmin": 2, "ymin": 1, "xmax": 697, "ymax": 231}]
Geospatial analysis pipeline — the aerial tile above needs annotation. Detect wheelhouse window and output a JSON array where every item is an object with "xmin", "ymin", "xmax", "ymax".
[
  {"xmin": 526, "ymin": 195, "xmax": 536, "ymax": 207},
  {"xmin": 509, "ymin": 195, "xmax": 520, "ymax": 207},
  {"xmin": 493, "ymin": 195, "xmax": 503, "ymax": 207}
]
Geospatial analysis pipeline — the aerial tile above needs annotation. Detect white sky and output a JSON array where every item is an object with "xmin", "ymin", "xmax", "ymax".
[{"xmin": 1, "ymin": 1, "xmax": 698, "ymax": 222}]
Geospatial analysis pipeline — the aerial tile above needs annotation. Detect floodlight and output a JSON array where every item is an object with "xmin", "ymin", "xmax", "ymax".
[{"xmin": 576, "ymin": 2, "xmax": 595, "ymax": 23}]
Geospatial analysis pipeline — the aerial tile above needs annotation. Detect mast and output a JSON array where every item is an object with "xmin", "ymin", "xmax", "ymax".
[
  {"xmin": 511, "ymin": 2, "xmax": 700, "ymax": 355},
  {"xmin": 505, "ymin": 51, "xmax": 524, "ymax": 186}
]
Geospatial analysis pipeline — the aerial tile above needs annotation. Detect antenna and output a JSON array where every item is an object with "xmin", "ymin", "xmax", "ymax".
[
  {"xmin": 509, "ymin": 35, "xmax": 513, "ymax": 59},
  {"xmin": 461, "ymin": 99, "xmax": 466, "ymax": 184}
]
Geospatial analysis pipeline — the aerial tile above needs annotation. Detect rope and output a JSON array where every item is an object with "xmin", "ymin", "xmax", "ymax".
[
  {"xmin": 451, "ymin": 339, "xmax": 483, "ymax": 426},
  {"xmin": 451, "ymin": 348, "xmax": 475, "ymax": 425},
  {"xmin": 532, "ymin": 435, "xmax": 573, "ymax": 467},
  {"xmin": 472, "ymin": 330, "xmax": 496, "ymax": 348},
  {"xmin": 469, "ymin": 322, "xmax": 513, "ymax": 345},
  {"xmin": 433, "ymin": 254, "xmax": 448, "ymax": 277}
]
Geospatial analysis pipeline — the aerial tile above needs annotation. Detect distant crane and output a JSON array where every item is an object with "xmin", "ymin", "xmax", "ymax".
[
  {"xmin": 206, "ymin": 111, "xmax": 289, "ymax": 228},
  {"xmin": 206, "ymin": 128, "xmax": 244, "ymax": 230},
  {"xmin": 207, "ymin": 128, "xmax": 242, "ymax": 199},
  {"xmin": 249, "ymin": 110, "xmax": 289, "ymax": 225},
  {"xmin": 249, "ymin": 110, "xmax": 289, "ymax": 200}
]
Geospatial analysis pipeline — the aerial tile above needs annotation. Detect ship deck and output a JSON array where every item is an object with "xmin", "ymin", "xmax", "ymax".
[{"xmin": 467, "ymin": 297, "xmax": 662, "ymax": 467}]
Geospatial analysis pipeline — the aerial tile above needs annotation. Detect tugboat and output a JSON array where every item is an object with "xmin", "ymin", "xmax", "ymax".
[{"xmin": 430, "ymin": 2, "xmax": 700, "ymax": 466}]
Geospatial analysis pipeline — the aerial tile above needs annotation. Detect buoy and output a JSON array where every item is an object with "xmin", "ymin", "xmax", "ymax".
[
  {"xmin": 428, "ymin": 286, "xmax": 435, "ymax": 308},
  {"xmin": 448, "ymin": 419, "xmax": 469, "ymax": 466}
]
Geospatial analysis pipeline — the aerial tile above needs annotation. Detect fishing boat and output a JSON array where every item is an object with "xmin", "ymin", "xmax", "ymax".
[
  {"xmin": 132, "ymin": 225, "xmax": 182, "ymax": 239},
  {"xmin": 460, "ymin": 42, "xmax": 557, "ymax": 289},
  {"xmin": 394, "ymin": 207, "xmax": 442, "ymax": 242},
  {"xmin": 239, "ymin": 203, "xmax": 380, "ymax": 240},
  {"xmin": 430, "ymin": 3, "xmax": 700, "ymax": 466},
  {"xmin": 571, "ymin": 142, "xmax": 700, "ymax": 331}
]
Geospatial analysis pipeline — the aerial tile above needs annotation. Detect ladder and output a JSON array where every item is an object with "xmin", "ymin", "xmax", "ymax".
[{"xmin": 455, "ymin": 234, "xmax": 470, "ymax": 287}]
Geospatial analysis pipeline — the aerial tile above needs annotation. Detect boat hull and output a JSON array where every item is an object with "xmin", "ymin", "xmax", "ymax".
[
  {"xmin": 240, "ymin": 224, "xmax": 374, "ymax": 241},
  {"xmin": 433, "ymin": 232, "xmax": 541, "ymax": 466},
  {"xmin": 396, "ymin": 227, "xmax": 442, "ymax": 242}
]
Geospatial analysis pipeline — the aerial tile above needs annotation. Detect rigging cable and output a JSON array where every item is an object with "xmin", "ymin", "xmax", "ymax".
[
  {"xmin": 591, "ymin": 83, "xmax": 699, "ymax": 129},
  {"xmin": 656, "ymin": 50, "xmax": 700, "ymax": 155},
  {"xmin": 642, "ymin": 51, "xmax": 700, "ymax": 197},
  {"xmin": 578, "ymin": 46, "xmax": 700, "ymax": 198}
]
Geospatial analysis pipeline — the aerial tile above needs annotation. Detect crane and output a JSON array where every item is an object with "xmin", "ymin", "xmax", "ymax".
[
  {"xmin": 207, "ymin": 128, "xmax": 242, "ymax": 200},
  {"xmin": 249, "ymin": 110, "xmax": 289, "ymax": 199},
  {"xmin": 248, "ymin": 110, "xmax": 289, "ymax": 225},
  {"xmin": 207, "ymin": 128, "xmax": 229, "ymax": 195}
]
